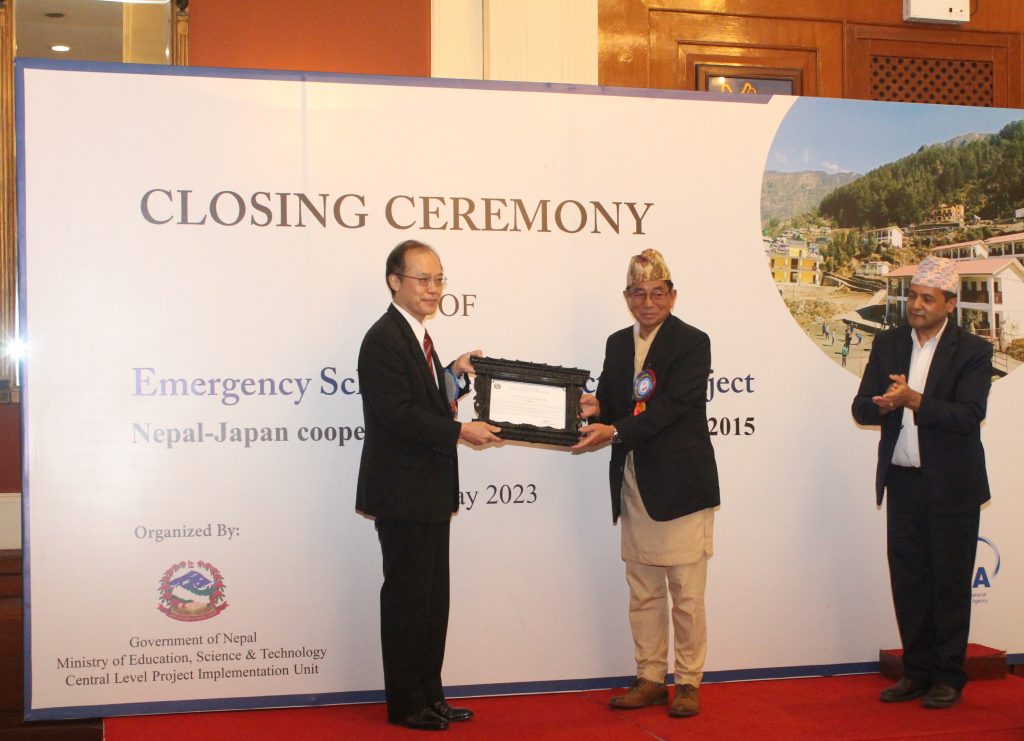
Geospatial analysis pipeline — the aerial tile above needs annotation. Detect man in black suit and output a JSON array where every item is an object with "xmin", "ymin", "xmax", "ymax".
[
  {"xmin": 574, "ymin": 249, "xmax": 720, "ymax": 719},
  {"xmin": 852, "ymin": 255, "xmax": 992, "ymax": 709},
  {"xmin": 356, "ymin": 240, "xmax": 500, "ymax": 731}
]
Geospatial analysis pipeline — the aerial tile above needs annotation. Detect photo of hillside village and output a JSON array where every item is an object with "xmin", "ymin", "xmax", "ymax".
[{"xmin": 762, "ymin": 101, "xmax": 1024, "ymax": 379}]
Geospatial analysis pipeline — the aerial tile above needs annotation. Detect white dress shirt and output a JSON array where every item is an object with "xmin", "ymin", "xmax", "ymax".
[
  {"xmin": 392, "ymin": 302, "xmax": 437, "ymax": 386},
  {"xmin": 891, "ymin": 318, "xmax": 948, "ymax": 468}
]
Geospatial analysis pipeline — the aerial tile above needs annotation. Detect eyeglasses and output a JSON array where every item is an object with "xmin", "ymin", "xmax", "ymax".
[
  {"xmin": 396, "ymin": 274, "xmax": 448, "ymax": 289},
  {"xmin": 626, "ymin": 288, "xmax": 671, "ymax": 303}
]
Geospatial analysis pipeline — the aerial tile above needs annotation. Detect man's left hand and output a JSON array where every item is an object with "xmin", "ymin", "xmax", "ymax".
[
  {"xmin": 452, "ymin": 349, "xmax": 483, "ymax": 376},
  {"xmin": 872, "ymin": 373, "xmax": 922, "ymax": 413},
  {"xmin": 571, "ymin": 423, "xmax": 614, "ymax": 451}
]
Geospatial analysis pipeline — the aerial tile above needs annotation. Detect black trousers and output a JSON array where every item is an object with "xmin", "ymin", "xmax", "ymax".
[
  {"xmin": 885, "ymin": 465, "xmax": 980, "ymax": 690},
  {"xmin": 376, "ymin": 519, "xmax": 451, "ymax": 718}
]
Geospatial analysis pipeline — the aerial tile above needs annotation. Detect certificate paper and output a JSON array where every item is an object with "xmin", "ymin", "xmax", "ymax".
[{"xmin": 488, "ymin": 380, "xmax": 566, "ymax": 428}]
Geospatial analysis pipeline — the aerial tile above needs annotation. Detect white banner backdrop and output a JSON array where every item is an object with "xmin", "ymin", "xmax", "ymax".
[{"xmin": 17, "ymin": 60, "xmax": 1022, "ymax": 719}]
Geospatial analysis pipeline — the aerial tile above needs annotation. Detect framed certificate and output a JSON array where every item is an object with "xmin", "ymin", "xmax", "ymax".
[
  {"xmin": 695, "ymin": 63, "xmax": 802, "ymax": 96},
  {"xmin": 470, "ymin": 356, "xmax": 590, "ymax": 446}
]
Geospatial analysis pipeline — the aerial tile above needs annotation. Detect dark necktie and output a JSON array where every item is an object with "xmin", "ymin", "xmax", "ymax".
[{"xmin": 423, "ymin": 331, "xmax": 434, "ymax": 375}]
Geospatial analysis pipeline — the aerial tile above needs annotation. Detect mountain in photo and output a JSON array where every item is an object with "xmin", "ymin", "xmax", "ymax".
[
  {"xmin": 761, "ymin": 170, "xmax": 860, "ymax": 224},
  {"xmin": 819, "ymin": 123, "xmax": 1024, "ymax": 228}
]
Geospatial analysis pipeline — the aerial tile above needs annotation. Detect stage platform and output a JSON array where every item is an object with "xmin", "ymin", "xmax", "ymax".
[{"xmin": 105, "ymin": 672, "xmax": 1024, "ymax": 740}]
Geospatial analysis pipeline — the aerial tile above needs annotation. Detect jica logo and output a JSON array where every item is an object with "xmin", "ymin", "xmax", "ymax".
[{"xmin": 972, "ymin": 537, "xmax": 1000, "ymax": 604}]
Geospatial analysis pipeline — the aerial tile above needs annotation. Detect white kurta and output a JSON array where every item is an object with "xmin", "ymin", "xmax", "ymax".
[{"xmin": 620, "ymin": 323, "xmax": 714, "ymax": 566}]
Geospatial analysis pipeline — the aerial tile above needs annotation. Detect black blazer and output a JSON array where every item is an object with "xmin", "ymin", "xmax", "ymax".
[
  {"xmin": 595, "ymin": 314, "xmax": 720, "ymax": 523},
  {"xmin": 851, "ymin": 323, "xmax": 992, "ymax": 514},
  {"xmin": 356, "ymin": 305, "xmax": 465, "ymax": 523}
]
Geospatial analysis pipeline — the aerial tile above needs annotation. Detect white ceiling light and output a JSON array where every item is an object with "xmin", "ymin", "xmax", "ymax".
[{"xmin": 51, "ymin": 44, "xmax": 71, "ymax": 52}]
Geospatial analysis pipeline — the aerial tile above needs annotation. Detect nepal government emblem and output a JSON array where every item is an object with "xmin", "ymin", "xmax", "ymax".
[{"xmin": 158, "ymin": 560, "xmax": 228, "ymax": 622}]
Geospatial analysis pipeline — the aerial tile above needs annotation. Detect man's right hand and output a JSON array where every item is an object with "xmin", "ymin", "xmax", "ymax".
[{"xmin": 460, "ymin": 421, "xmax": 501, "ymax": 445}]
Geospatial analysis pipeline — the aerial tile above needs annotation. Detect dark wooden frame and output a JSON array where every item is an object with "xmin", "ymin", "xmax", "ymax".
[{"xmin": 470, "ymin": 356, "xmax": 590, "ymax": 446}]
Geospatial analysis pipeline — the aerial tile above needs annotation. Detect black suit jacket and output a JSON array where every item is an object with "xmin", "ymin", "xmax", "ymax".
[
  {"xmin": 851, "ymin": 323, "xmax": 992, "ymax": 514},
  {"xmin": 595, "ymin": 314, "xmax": 720, "ymax": 523},
  {"xmin": 356, "ymin": 305, "xmax": 465, "ymax": 523}
]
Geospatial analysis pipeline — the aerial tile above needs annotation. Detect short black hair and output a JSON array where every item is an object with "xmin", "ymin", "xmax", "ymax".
[
  {"xmin": 384, "ymin": 240, "xmax": 439, "ymax": 296},
  {"xmin": 942, "ymin": 289, "xmax": 957, "ymax": 302}
]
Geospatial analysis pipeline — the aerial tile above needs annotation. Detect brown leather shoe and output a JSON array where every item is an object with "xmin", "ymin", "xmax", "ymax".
[
  {"xmin": 669, "ymin": 683, "xmax": 700, "ymax": 717},
  {"xmin": 922, "ymin": 683, "xmax": 961, "ymax": 709},
  {"xmin": 609, "ymin": 678, "xmax": 668, "ymax": 709},
  {"xmin": 879, "ymin": 677, "xmax": 927, "ymax": 703}
]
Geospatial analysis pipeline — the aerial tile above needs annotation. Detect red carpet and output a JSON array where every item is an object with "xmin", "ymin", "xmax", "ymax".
[{"xmin": 105, "ymin": 674, "xmax": 1024, "ymax": 740}]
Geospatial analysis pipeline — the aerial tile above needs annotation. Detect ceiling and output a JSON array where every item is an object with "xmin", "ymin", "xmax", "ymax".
[{"xmin": 14, "ymin": 0, "xmax": 170, "ymax": 62}]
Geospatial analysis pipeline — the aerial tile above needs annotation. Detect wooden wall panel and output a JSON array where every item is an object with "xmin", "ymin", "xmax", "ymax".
[
  {"xmin": 600, "ymin": 0, "xmax": 1024, "ymax": 108},
  {"xmin": 0, "ymin": 550, "xmax": 20, "ymax": 712},
  {"xmin": 647, "ymin": 10, "xmax": 842, "ymax": 96},
  {"xmin": 189, "ymin": 0, "xmax": 431, "ymax": 76},
  {"xmin": 847, "ymin": 23, "xmax": 1020, "ymax": 107},
  {"xmin": 0, "ymin": 404, "xmax": 18, "ymax": 493}
]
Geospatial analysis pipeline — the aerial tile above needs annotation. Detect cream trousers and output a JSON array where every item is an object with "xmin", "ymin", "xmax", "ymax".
[{"xmin": 624, "ymin": 557, "xmax": 708, "ymax": 687}]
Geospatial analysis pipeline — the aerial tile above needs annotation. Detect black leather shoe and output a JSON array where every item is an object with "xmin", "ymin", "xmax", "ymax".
[
  {"xmin": 922, "ymin": 683, "xmax": 961, "ymax": 709},
  {"xmin": 879, "ymin": 677, "xmax": 927, "ymax": 703},
  {"xmin": 431, "ymin": 700, "xmax": 474, "ymax": 722},
  {"xmin": 388, "ymin": 708, "xmax": 449, "ymax": 731}
]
